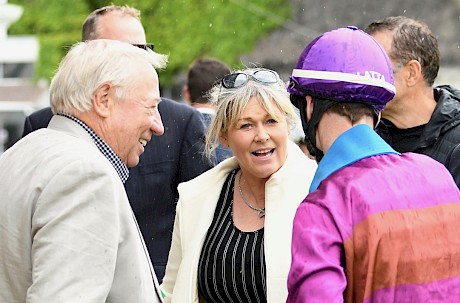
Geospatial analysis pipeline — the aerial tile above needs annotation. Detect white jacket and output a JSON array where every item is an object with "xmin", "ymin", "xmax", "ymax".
[{"xmin": 162, "ymin": 140, "xmax": 317, "ymax": 302}]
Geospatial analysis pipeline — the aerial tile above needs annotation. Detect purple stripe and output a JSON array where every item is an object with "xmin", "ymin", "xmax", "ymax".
[{"xmin": 364, "ymin": 276, "xmax": 460, "ymax": 303}]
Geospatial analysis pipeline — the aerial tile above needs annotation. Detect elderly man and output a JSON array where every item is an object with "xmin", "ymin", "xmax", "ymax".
[
  {"xmin": 0, "ymin": 39, "xmax": 164, "ymax": 302},
  {"xmin": 21, "ymin": 5, "xmax": 213, "ymax": 281}
]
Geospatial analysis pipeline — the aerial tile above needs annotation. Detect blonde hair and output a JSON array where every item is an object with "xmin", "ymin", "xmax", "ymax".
[{"xmin": 205, "ymin": 68, "xmax": 296, "ymax": 158}]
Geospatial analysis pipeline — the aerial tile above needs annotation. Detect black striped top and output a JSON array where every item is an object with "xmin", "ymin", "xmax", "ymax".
[{"xmin": 198, "ymin": 169, "xmax": 267, "ymax": 303}]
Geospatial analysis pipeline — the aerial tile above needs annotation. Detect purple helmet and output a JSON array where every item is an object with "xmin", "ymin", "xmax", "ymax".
[{"xmin": 287, "ymin": 26, "xmax": 395, "ymax": 110}]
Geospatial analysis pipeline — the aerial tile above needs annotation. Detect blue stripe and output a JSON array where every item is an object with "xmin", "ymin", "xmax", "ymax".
[{"xmin": 309, "ymin": 124, "xmax": 399, "ymax": 192}]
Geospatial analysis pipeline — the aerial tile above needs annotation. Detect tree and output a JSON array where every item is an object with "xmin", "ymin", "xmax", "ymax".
[{"xmin": 8, "ymin": 0, "xmax": 290, "ymax": 86}]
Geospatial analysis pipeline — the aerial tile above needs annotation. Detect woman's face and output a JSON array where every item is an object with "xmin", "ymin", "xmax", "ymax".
[{"xmin": 221, "ymin": 97, "xmax": 289, "ymax": 180}]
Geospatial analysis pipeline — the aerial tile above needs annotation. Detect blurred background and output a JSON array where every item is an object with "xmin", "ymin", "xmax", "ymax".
[{"xmin": 1, "ymin": 0, "xmax": 460, "ymax": 152}]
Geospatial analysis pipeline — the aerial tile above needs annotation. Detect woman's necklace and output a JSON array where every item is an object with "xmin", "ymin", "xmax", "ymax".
[{"xmin": 237, "ymin": 172, "xmax": 265, "ymax": 218}]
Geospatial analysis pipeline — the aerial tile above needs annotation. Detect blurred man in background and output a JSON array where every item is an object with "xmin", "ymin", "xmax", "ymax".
[{"xmin": 183, "ymin": 57, "xmax": 233, "ymax": 163}]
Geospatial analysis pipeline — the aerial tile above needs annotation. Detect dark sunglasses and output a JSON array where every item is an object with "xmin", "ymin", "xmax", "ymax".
[
  {"xmin": 221, "ymin": 69, "xmax": 279, "ymax": 89},
  {"xmin": 132, "ymin": 43, "xmax": 155, "ymax": 51}
]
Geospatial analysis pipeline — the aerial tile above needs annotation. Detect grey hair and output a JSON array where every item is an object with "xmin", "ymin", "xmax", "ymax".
[
  {"xmin": 50, "ymin": 39, "xmax": 166, "ymax": 115},
  {"xmin": 365, "ymin": 16, "xmax": 439, "ymax": 86},
  {"xmin": 205, "ymin": 67, "xmax": 296, "ymax": 158}
]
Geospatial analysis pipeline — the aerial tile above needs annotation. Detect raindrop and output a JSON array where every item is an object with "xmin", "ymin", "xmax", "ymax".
[
  {"xmin": 280, "ymin": 49, "xmax": 283, "ymax": 53},
  {"xmin": 209, "ymin": 23, "xmax": 213, "ymax": 28}
]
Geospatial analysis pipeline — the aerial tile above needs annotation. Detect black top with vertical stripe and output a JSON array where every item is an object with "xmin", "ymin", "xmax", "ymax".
[{"xmin": 198, "ymin": 169, "xmax": 266, "ymax": 303}]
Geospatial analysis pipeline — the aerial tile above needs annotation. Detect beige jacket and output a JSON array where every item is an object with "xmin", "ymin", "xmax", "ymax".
[
  {"xmin": 162, "ymin": 140, "xmax": 317, "ymax": 302},
  {"xmin": 0, "ymin": 115, "xmax": 162, "ymax": 303}
]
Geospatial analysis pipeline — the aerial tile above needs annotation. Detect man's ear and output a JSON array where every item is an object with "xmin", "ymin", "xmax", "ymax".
[
  {"xmin": 306, "ymin": 96, "xmax": 314, "ymax": 121},
  {"xmin": 92, "ymin": 83, "xmax": 112, "ymax": 118},
  {"xmin": 183, "ymin": 85, "xmax": 192, "ymax": 104},
  {"xmin": 405, "ymin": 59, "xmax": 422, "ymax": 87}
]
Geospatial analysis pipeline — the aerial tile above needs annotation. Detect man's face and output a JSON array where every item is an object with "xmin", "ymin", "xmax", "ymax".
[
  {"xmin": 371, "ymin": 30, "xmax": 406, "ymax": 116},
  {"xmin": 108, "ymin": 63, "xmax": 163, "ymax": 167},
  {"xmin": 95, "ymin": 12, "xmax": 164, "ymax": 166}
]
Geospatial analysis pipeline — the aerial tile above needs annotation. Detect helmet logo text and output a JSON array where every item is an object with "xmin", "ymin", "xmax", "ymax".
[{"xmin": 356, "ymin": 71, "xmax": 386, "ymax": 81}]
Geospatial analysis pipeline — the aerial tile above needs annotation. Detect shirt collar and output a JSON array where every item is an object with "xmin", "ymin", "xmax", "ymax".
[
  {"xmin": 57, "ymin": 113, "xmax": 129, "ymax": 183},
  {"xmin": 309, "ymin": 124, "xmax": 399, "ymax": 192}
]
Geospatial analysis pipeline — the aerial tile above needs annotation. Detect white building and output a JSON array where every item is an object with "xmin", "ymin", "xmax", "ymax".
[{"xmin": 0, "ymin": 0, "xmax": 48, "ymax": 152}]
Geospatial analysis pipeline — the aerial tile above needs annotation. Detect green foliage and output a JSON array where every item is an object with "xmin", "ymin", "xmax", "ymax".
[
  {"xmin": 8, "ymin": 0, "xmax": 290, "ymax": 86},
  {"xmin": 9, "ymin": 0, "xmax": 88, "ymax": 79},
  {"xmin": 139, "ymin": 0, "xmax": 291, "ymax": 84}
]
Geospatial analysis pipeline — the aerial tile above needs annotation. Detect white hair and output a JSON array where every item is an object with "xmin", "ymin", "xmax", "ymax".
[{"xmin": 50, "ymin": 39, "xmax": 168, "ymax": 115}]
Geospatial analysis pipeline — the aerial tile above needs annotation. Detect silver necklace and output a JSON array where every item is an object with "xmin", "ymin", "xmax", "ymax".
[{"xmin": 237, "ymin": 172, "xmax": 265, "ymax": 218}]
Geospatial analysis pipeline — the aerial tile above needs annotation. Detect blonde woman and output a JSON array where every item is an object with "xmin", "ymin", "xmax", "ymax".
[{"xmin": 162, "ymin": 68, "xmax": 317, "ymax": 302}]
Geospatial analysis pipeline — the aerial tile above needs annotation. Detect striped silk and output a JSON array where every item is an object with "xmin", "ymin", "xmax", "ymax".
[
  {"xmin": 288, "ymin": 150, "xmax": 460, "ymax": 302},
  {"xmin": 198, "ymin": 169, "xmax": 267, "ymax": 303}
]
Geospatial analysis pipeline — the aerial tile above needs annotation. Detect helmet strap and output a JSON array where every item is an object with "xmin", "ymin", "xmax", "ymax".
[
  {"xmin": 371, "ymin": 108, "xmax": 381, "ymax": 128},
  {"xmin": 300, "ymin": 97, "xmax": 336, "ymax": 163}
]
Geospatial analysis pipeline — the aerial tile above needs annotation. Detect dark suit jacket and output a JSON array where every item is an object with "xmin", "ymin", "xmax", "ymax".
[{"xmin": 22, "ymin": 98, "xmax": 213, "ymax": 282}]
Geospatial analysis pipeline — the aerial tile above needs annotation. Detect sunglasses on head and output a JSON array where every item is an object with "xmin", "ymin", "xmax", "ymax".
[
  {"xmin": 221, "ymin": 69, "xmax": 279, "ymax": 89},
  {"xmin": 132, "ymin": 43, "xmax": 154, "ymax": 51}
]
